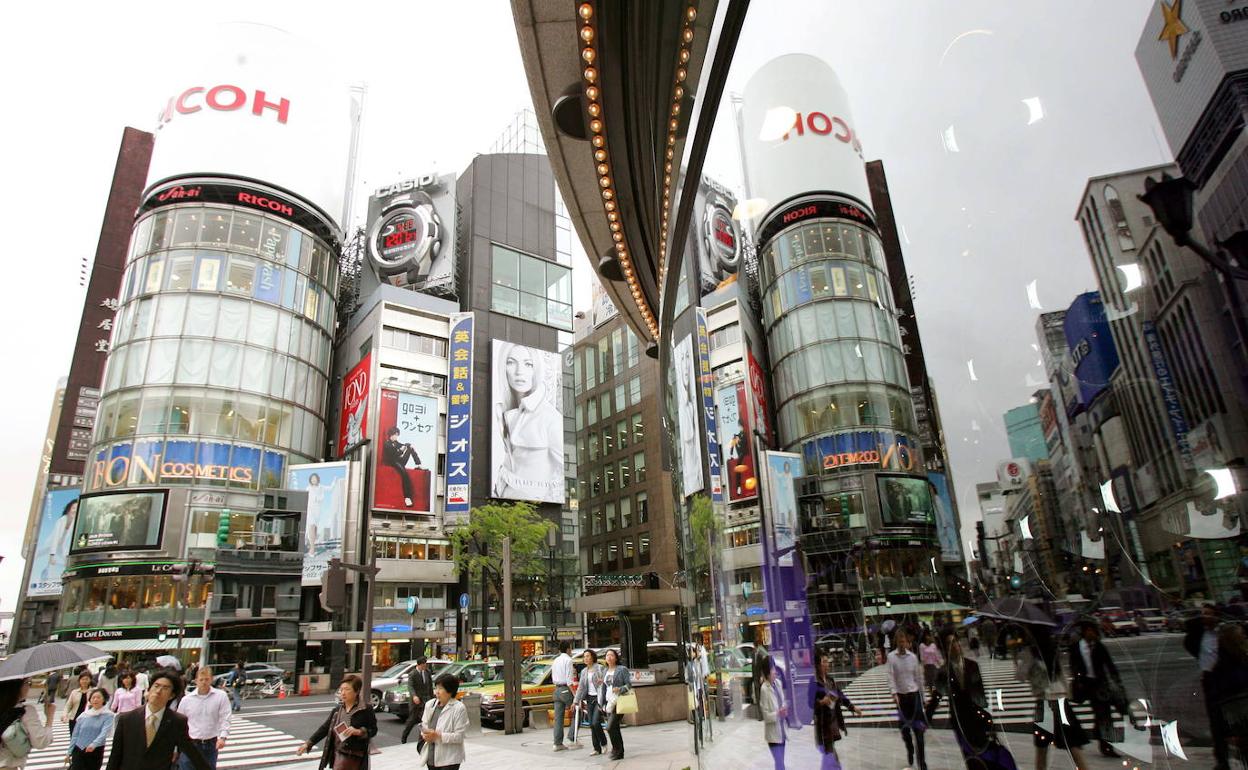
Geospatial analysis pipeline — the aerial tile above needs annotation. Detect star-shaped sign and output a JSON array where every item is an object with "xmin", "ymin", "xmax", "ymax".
[{"xmin": 1158, "ymin": 0, "xmax": 1188, "ymax": 59}]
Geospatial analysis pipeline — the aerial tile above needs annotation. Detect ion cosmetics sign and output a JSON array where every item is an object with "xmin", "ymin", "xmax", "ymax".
[
  {"xmin": 289, "ymin": 462, "xmax": 347, "ymax": 586},
  {"xmin": 146, "ymin": 23, "xmax": 355, "ymax": 228},
  {"xmin": 374, "ymin": 391, "xmax": 439, "ymax": 513},
  {"xmin": 87, "ymin": 439, "xmax": 286, "ymax": 492},
  {"xmin": 27, "ymin": 488, "xmax": 81, "ymax": 597},
  {"xmin": 491, "ymin": 341, "xmax": 565, "ymax": 504},
  {"xmin": 338, "ymin": 354, "xmax": 371, "ymax": 457},
  {"xmin": 741, "ymin": 54, "xmax": 871, "ymax": 215},
  {"xmin": 445, "ymin": 313, "xmax": 475, "ymax": 518},
  {"xmin": 365, "ymin": 174, "xmax": 457, "ymax": 297}
]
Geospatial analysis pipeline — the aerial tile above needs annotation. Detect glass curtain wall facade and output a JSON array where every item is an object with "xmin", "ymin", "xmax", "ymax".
[
  {"xmin": 757, "ymin": 198, "xmax": 939, "ymax": 634},
  {"xmin": 64, "ymin": 175, "xmax": 340, "ymax": 665}
]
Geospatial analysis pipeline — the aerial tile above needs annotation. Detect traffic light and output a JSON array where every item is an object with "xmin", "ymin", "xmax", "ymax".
[
  {"xmin": 1009, "ymin": 574, "xmax": 1023, "ymax": 590},
  {"xmin": 320, "ymin": 559, "xmax": 347, "ymax": 614},
  {"xmin": 216, "ymin": 510, "xmax": 232, "ymax": 546}
]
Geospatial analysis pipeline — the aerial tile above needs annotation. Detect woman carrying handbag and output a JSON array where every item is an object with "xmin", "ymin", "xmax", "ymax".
[
  {"xmin": 600, "ymin": 650, "xmax": 633, "ymax": 761},
  {"xmin": 296, "ymin": 676, "xmax": 377, "ymax": 770}
]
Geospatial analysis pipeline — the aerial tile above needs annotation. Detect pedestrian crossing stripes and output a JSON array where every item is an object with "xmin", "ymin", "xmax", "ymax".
[
  {"xmin": 839, "ymin": 655, "xmax": 1138, "ymax": 734},
  {"xmin": 26, "ymin": 714, "xmax": 305, "ymax": 770}
]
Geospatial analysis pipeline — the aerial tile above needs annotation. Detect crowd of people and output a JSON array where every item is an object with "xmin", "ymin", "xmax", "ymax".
[
  {"xmin": 0, "ymin": 659, "xmax": 258, "ymax": 770},
  {"xmin": 750, "ymin": 602, "xmax": 1248, "ymax": 770}
]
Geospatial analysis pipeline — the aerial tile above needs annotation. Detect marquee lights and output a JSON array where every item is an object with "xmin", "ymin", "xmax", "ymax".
[{"xmin": 578, "ymin": 1, "xmax": 698, "ymax": 341}]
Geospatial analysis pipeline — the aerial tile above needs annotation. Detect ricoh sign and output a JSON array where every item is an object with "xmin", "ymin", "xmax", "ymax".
[
  {"xmin": 144, "ymin": 23, "xmax": 354, "ymax": 227},
  {"xmin": 742, "ymin": 53, "xmax": 872, "ymax": 217}
]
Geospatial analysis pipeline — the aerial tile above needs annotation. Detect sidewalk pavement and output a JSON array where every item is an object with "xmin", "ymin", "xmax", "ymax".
[{"xmin": 351, "ymin": 717, "xmax": 1213, "ymax": 769}]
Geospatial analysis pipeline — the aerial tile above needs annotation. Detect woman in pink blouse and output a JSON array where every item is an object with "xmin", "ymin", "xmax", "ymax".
[
  {"xmin": 918, "ymin": 630, "xmax": 944, "ymax": 695},
  {"xmin": 109, "ymin": 671, "xmax": 143, "ymax": 713}
]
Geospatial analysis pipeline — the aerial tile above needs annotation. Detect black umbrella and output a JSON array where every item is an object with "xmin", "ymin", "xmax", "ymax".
[
  {"xmin": 974, "ymin": 597, "xmax": 1056, "ymax": 627},
  {"xmin": 0, "ymin": 641, "xmax": 109, "ymax": 682}
]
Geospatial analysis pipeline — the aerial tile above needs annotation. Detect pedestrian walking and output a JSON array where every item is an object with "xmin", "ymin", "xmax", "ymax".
[
  {"xmin": 1069, "ymin": 620, "xmax": 1127, "ymax": 757},
  {"xmin": 41, "ymin": 671, "xmax": 62, "ymax": 711},
  {"xmin": 398, "ymin": 657, "xmax": 433, "ymax": 745},
  {"xmin": 104, "ymin": 670, "xmax": 210, "ymax": 770},
  {"xmin": 418, "ymin": 674, "xmax": 469, "ymax": 770},
  {"xmin": 600, "ymin": 649, "xmax": 631, "ymax": 761},
  {"xmin": 1208, "ymin": 622, "xmax": 1248, "ymax": 765},
  {"xmin": 550, "ymin": 640, "xmax": 575, "ymax": 751},
  {"xmin": 982, "ymin": 620, "xmax": 999, "ymax": 661},
  {"xmin": 1016, "ymin": 626, "xmax": 1088, "ymax": 770},
  {"xmin": 810, "ymin": 651, "xmax": 861, "ymax": 770},
  {"xmin": 175, "ymin": 667, "xmax": 231, "ymax": 770},
  {"xmin": 758, "ymin": 655, "xmax": 787, "ymax": 770},
  {"xmin": 928, "ymin": 631, "xmax": 1017, "ymax": 769},
  {"xmin": 886, "ymin": 629, "xmax": 928, "ymax": 770},
  {"xmin": 968, "ymin": 626, "xmax": 980, "ymax": 657},
  {"xmin": 1185, "ymin": 603, "xmax": 1232, "ymax": 769},
  {"xmin": 97, "ymin": 664, "xmax": 118, "ymax": 700},
  {"xmin": 110, "ymin": 673, "xmax": 144, "ymax": 714},
  {"xmin": 0, "ymin": 678, "xmax": 55, "ymax": 769},
  {"xmin": 133, "ymin": 668, "xmax": 149, "ymax": 698},
  {"xmin": 296, "ymin": 675, "xmax": 377, "ymax": 770},
  {"xmin": 918, "ymin": 631, "xmax": 943, "ymax": 695},
  {"xmin": 64, "ymin": 673, "xmax": 96, "ymax": 739},
  {"xmin": 226, "ymin": 665, "xmax": 244, "ymax": 714},
  {"xmin": 571, "ymin": 649, "xmax": 606, "ymax": 755},
  {"xmin": 67, "ymin": 689, "xmax": 113, "ymax": 770}
]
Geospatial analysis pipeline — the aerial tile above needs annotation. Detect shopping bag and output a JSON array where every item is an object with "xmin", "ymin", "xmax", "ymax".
[{"xmin": 615, "ymin": 690, "xmax": 639, "ymax": 715}]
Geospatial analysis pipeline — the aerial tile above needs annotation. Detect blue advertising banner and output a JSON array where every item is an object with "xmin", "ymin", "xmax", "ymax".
[
  {"xmin": 27, "ymin": 488, "xmax": 81, "ymax": 597},
  {"xmin": 87, "ymin": 439, "xmax": 286, "ymax": 492},
  {"xmin": 254, "ymin": 262, "xmax": 281, "ymax": 304},
  {"xmin": 289, "ymin": 462, "xmax": 348, "ymax": 586},
  {"xmin": 928, "ymin": 472, "xmax": 963, "ymax": 563},
  {"xmin": 694, "ymin": 308, "xmax": 723, "ymax": 503},
  {"xmin": 1063, "ymin": 292, "xmax": 1120, "ymax": 409},
  {"xmin": 1142, "ymin": 321, "xmax": 1193, "ymax": 469},
  {"xmin": 445, "ymin": 312, "xmax": 475, "ymax": 518}
]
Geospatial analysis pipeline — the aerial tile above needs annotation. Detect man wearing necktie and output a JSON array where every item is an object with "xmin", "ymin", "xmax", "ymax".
[
  {"xmin": 401, "ymin": 657, "xmax": 435, "ymax": 745},
  {"xmin": 106, "ymin": 671, "xmax": 211, "ymax": 770}
]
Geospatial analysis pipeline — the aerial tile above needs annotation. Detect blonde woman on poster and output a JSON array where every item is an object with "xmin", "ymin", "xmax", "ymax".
[{"xmin": 492, "ymin": 342, "xmax": 564, "ymax": 502}]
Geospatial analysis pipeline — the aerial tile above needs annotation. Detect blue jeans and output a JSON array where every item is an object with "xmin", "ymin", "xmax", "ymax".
[
  {"xmin": 229, "ymin": 687, "xmax": 241, "ymax": 711},
  {"xmin": 178, "ymin": 740, "xmax": 219, "ymax": 770}
]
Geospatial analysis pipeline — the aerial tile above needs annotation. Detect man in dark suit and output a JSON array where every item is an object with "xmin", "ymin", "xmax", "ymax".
[
  {"xmin": 400, "ymin": 657, "xmax": 435, "ymax": 744},
  {"xmin": 106, "ymin": 671, "xmax": 211, "ymax": 770},
  {"xmin": 381, "ymin": 427, "xmax": 421, "ymax": 506},
  {"xmin": 1069, "ymin": 620, "xmax": 1124, "ymax": 757},
  {"xmin": 1184, "ymin": 603, "xmax": 1230, "ymax": 770}
]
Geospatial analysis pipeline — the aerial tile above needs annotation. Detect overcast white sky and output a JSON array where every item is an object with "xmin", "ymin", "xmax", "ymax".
[{"xmin": 0, "ymin": 1, "xmax": 1170, "ymax": 608}]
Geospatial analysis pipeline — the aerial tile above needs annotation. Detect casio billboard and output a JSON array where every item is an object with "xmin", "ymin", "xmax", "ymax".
[{"xmin": 365, "ymin": 173, "xmax": 457, "ymax": 297}]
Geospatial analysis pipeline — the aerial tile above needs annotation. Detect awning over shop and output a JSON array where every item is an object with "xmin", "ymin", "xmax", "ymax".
[
  {"xmin": 865, "ymin": 602, "xmax": 969, "ymax": 617},
  {"xmin": 82, "ymin": 638, "xmax": 206, "ymax": 653}
]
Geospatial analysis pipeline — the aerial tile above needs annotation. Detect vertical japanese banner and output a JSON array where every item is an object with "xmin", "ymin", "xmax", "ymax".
[
  {"xmin": 338, "ymin": 353, "xmax": 371, "ymax": 457},
  {"xmin": 445, "ymin": 312, "xmax": 475, "ymax": 520},
  {"xmin": 695, "ymin": 307, "xmax": 723, "ymax": 503},
  {"xmin": 717, "ymin": 382, "xmax": 758, "ymax": 501}
]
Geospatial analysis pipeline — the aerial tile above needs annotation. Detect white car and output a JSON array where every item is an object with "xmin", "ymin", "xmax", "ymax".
[{"xmin": 369, "ymin": 659, "xmax": 452, "ymax": 710}]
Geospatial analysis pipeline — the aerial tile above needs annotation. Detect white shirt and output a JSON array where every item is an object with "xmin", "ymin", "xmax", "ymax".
[
  {"xmin": 176, "ymin": 688, "xmax": 232, "ymax": 740},
  {"xmin": 135, "ymin": 672, "xmax": 150, "ymax": 692},
  {"xmin": 1078, "ymin": 639, "xmax": 1096, "ymax": 678},
  {"xmin": 1199, "ymin": 630, "xmax": 1219, "ymax": 673},
  {"xmin": 886, "ymin": 649, "xmax": 922, "ymax": 695},
  {"xmin": 551, "ymin": 653, "xmax": 574, "ymax": 686}
]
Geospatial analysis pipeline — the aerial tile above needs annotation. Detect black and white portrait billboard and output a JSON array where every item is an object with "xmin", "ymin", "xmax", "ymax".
[
  {"xmin": 675, "ymin": 334, "xmax": 704, "ymax": 498},
  {"xmin": 491, "ymin": 341, "xmax": 565, "ymax": 504}
]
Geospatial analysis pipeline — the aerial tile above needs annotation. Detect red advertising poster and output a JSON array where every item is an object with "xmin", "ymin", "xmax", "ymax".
[
  {"xmin": 373, "ymin": 389, "xmax": 437, "ymax": 513},
  {"xmin": 338, "ymin": 354, "xmax": 371, "ymax": 457},
  {"xmin": 717, "ymin": 382, "xmax": 758, "ymax": 501},
  {"xmin": 747, "ymin": 349, "xmax": 774, "ymax": 446}
]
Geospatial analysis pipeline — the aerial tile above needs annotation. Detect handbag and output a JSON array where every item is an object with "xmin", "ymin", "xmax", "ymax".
[
  {"xmin": 1, "ymin": 715, "xmax": 31, "ymax": 759},
  {"xmin": 615, "ymin": 690, "xmax": 639, "ymax": 715}
]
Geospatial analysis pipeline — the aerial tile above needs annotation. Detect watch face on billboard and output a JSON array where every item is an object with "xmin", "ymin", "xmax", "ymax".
[
  {"xmin": 71, "ymin": 490, "xmax": 167, "ymax": 553},
  {"xmin": 364, "ymin": 175, "xmax": 457, "ymax": 296},
  {"xmin": 694, "ymin": 177, "xmax": 743, "ymax": 298},
  {"xmin": 368, "ymin": 199, "xmax": 440, "ymax": 278}
]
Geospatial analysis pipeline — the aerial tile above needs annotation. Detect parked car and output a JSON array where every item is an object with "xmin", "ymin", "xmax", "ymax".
[
  {"xmin": 1134, "ymin": 608, "xmax": 1166, "ymax": 633},
  {"xmin": 369, "ymin": 658, "xmax": 453, "ymax": 711},
  {"xmin": 478, "ymin": 658, "xmax": 557, "ymax": 728},
  {"xmin": 381, "ymin": 660, "xmax": 500, "ymax": 719},
  {"xmin": 1097, "ymin": 607, "xmax": 1140, "ymax": 637},
  {"xmin": 212, "ymin": 663, "xmax": 285, "ymax": 688}
]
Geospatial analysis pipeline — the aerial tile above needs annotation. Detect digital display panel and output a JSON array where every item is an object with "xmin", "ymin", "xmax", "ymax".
[
  {"xmin": 877, "ymin": 475, "xmax": 936, "ymax": 527},
  {"xmin": 71, "ymin": 490, "xmax": 168, "ymax": 553}
]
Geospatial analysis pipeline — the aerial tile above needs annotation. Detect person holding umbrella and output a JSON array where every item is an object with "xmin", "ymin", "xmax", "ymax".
[{"xmin": 0, "ymin": 679, "xmax": 55, "ymax": 768}]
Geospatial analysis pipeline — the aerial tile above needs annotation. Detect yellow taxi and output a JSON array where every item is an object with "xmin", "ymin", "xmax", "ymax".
[{"xmin": 477, "ymin": 656, "xmax": 558, "ymax": 728}]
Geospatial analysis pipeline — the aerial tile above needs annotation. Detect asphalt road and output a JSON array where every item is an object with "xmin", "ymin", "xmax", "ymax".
[{"xmin": 1100, "ymin": 631, "xmax": 1211, "ymax": 742}]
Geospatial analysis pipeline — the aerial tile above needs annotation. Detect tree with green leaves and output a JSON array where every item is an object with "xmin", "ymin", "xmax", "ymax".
[
  {"xmin": 450, "ymin": 501, "xmax": 555, "ymax": 647},
  {"xmin": 688, "ymin": 493, "xmax": 719, "ymax": 571}
]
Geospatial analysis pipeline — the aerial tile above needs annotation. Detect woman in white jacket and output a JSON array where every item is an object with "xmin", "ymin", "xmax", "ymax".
[
  {"xmin": 0, "ymin": 679, "xmax": 55, "ymax": 768},
  {"xmin": 758, "ymin": 656, "xmax": 788, "ymax": 770},
  {"xmin": 419, "ymin": 674, "xmax": 468, "ymax": 770}
]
